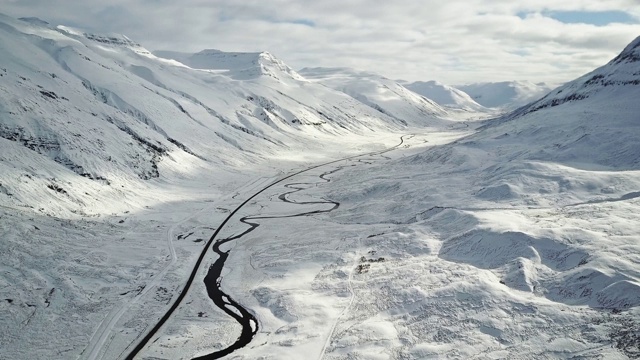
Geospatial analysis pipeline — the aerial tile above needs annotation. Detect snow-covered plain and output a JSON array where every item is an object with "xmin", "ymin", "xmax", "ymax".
[{"xmin": 1, "ymin": 13, "xmax": 639, "ymax": 360}]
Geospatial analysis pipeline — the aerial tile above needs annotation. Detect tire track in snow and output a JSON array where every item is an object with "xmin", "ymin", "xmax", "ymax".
[
  {"xmin": 318, "ymin": 246, "xmax": 358, "ymax": 360},
  {"xmin": 82, "ymin": 209, "xmax": 185, "ymax": 360}
]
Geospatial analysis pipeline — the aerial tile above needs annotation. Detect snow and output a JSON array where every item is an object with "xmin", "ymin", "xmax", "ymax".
[
  {"xmin": 403, "ymin": 80, "xmax": 489, "ymax": 113},
  {"xmin": 457, "ymin": 80, "xmax": 555, "ymax": 110},
  {"xmin": 154, "ymin": 49, "xmax": 307, "ymax": 81},
  {"xmin": 1, "ymin": 12, "xmax": 640, "ymax": 360},
  {"xmin": 298, "ymin": 67, "xmax": 461, "ymax": 124}
]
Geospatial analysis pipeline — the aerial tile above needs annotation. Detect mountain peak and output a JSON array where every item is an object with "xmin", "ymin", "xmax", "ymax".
[
  {"xmin": 422, "ymin": 80, "xmax": 443, "ymax": 86},
  {"xmin": 611, "ymin": 35, "xmax": 640, "ymax": 65},
  {"xmin": 404, "ymin": 80, "xmax": 486, "ymax": 111},
  {"xmin": 155, "ymin": 49, "xmax": 303, "ymax": 81},
  {"xmin": 193, "ymin": 48, "xmax": 224, "ymax": 55},
  {"xmin": 511, "ymin": 35, "xmax": 640, "ymax": 116},
  {"xmin": 82, "ymin": 32, "xmax": 140, "ymax": 47},
  {"xmin": 18, "ymin": 17, "xmax": 50, "ymax": 26},
  {"xmin": 457, "ymin": 81, "xmax": 554, "ymax": 109},
  {"xmin": 299, "ymin": 67, "xmax": 450, "ymax": 124}
]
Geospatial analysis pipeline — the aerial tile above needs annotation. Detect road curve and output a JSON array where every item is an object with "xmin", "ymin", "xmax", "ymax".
[
  {"xmin": 194, "ymin": 166, "xmax": 346, "ymax": 359},
  {"xmin": 124, "ymin": 135, "xmax": 411, "ymax": 360}
]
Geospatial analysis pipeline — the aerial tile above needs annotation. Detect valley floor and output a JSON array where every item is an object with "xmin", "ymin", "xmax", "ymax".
[{"xmin": 2, "ymin": 126, "xmax": 639, "ymax": 360}]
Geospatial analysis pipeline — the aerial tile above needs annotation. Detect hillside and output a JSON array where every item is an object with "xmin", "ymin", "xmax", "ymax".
[
  {"xmin": 457, "ymin": 80, "xmax": 554, "ymax": 109},
  {"xmin": 476, "ymin": 35, "xmax": 640, "ymax": 169},
  {"xmin": 298, "ymin": 67, "xmax": 456, "ymax": 124},
  {"xmin": 0, "ymin": 14, "xmax": 439, "ymax": 217},
  {"xmin": 312, "ymin": 35, "xmax": 640, "ymax": 358},
  {"xmin": 153, "ymin": 49, "xmax": 306, "ymax": 81},
  {"xmin": 0, "ymin": 13, "xmax": 450, "ymax": 360},
  {"xmin": 403, "ymin": 80, "xmax": 488, "ymax": 112}
]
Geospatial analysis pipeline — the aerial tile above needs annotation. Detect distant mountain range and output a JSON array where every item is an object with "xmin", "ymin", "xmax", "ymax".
[
  {"xmin": 402, "ymin": 80, "xmax": 487, "ymax": 111},
  {"xmin": 456, "ymin": 80, "xmax": 554, "ymax": 109},
  {"xmin": 298, "ymin": 67, "xmax": 451, "ymax": 124},
  {"xmin": 403, "ymin": 79, "xmax": 555, "ymax": 110}
]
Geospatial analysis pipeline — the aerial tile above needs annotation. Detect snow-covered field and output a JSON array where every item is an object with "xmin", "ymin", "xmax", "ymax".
[
  {"xmin": 1, "ymin": 13, "xmax": 639, "ymax": 360},
  {"xmin": 0, "ymin": 132, "xmax": 411, "ymax": 360},
  {"xmin": 142, "ymin": 126, "xmax": 640, "ymax": 359}
]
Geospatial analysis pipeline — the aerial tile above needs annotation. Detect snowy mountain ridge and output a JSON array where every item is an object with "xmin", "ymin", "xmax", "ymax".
[
  {"xmin": 298, "ymin": 67, "xmax": 459, "ymax": 124},
  {"xmin": 0, "ymin": 13, "xmax": 447, "ymax": 217},
  {"xmin": 457, "ymin": 80, "xmax": 554, "ymax": 109},
  {"xmin": 479, "ymin": 35, "xmax": 640, "ymax": 169},
  {"xmin": 154, "ymin": 49, "xmax": 306, "ymax": 81},
  {"xmin": 403, "ymin": 80, "xmax": 488, "ymax": 112},
  {"xmin": 512, "ymin": 35, "xmax": 640, "ymax": 116}
]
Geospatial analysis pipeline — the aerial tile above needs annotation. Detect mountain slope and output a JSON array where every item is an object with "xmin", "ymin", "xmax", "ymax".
[
  {"xmin": 313, "ymin": 35, "xmax": 640, "ymax": 358},
  {"xmin": 514, "ymin": 36, "xmax": 640, "ymax": 117},
  {"xmin": 298, "ymin": 67, "xmax": 452, "ymax": 125},
  {"xmin": 457, "ymin": 80, "xmax": 554, "ymax": 109},
  {"xmin": 153, "ymin": 49, "xmax": 306, "ymax": 81},
  {"xmin": 403, "ymin": 80, "xmax": 487, "ymax": 112},
  {"xmin": 476, "ymin": 35, "xmax": 640, "ymax": 169},
  {"xmin": 0, "ymin": 14, "xmax": 432, "ymax": 217},
  {"xmin": 408, "ymin": 35, "xmax": 640, "ymax": 310},
  {"xmin": 0, "ymin": 13, "xmax": 452, "ymax": 360}
]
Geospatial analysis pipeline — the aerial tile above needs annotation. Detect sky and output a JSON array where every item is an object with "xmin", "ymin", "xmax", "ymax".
[{"xmin": 2, "ymin": 1, "xmax": 640, "ymax": 85}]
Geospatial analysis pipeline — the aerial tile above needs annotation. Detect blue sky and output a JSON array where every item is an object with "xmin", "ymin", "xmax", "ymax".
[
  {"xmin": 1, "ymin": 1, "xmax": 639, "ymax": 84},
  {"xmin": 518, "ymin": 10, "xmax": 638, "ymax": 26}
]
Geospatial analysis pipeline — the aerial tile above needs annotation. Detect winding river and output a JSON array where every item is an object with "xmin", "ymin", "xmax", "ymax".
[{"xmin": 125, "ymin": 135, "xmax": 411, "ymax": 360}]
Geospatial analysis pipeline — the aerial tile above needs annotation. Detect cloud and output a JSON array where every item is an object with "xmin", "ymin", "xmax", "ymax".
[{"xmin": 1, "ymin": 0, "xmax": 639, "ymax": 84}]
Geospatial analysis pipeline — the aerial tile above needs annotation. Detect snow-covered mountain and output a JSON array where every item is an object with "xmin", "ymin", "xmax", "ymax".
[
  {"xmin": 403, "ymin": 80, "xmax": 490, "ymax": 112},
  {"xmin": 0, "ymin": 13, "xmax": 446, "ymax": 217},
  {"xmin": 477, "ymin": 35, "xmax": 640, "ymax": 169},
  {"xmin": 0, "ymin": 14, "xmax": 459, "ymax": 359},
  {"xmin": 514, "ymin": 36, "xmax": 640, "ymax": 118},
  {"xmin": 4, "ymin": 10, "xmax": 639, "ymax": 360},
  {"xmin": 314, "ymin": 35, "xmax": 640, "ymax": 358},
  {"xmin": 441, "ymin": 36, "xmax": 640, "ymax": 305},
  {"xmin": 298, "ymin": 67, "xmax": 452, "ymax": 124},
  {"xmin": 457, "ymin": 80, "xmax": 554, "ymax": 109},
  {"xmin": 153, "ymin": 49, "xmax": 306, "ymax": 81}
]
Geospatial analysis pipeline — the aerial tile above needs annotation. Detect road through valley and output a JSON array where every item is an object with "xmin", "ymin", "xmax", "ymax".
[{"xmin": 125, "ymin": 135, "xmax": 412, "ymax": 359}]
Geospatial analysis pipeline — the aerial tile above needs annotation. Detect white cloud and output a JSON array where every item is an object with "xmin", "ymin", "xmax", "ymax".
[{"xmin": 1, "ymin": 0, "xmax": 639, "ymax": 84}]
